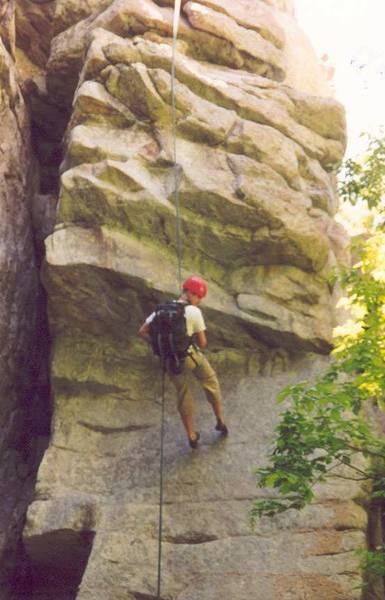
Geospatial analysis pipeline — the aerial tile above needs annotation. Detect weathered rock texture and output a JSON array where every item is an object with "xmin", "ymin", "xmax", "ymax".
[
  {"xmin": 14, "ymin": 0, "xmax": 61, "ymax": 194},
  {"xmin": 264, "ymin": 0, "xmax": 295, "ymax": 16},
  {"xmin": 0, "ymin": 0, "xmax": 15, "ymax": 56},
  {"xmin": 0, "ymin": 26, "xmax": 42, "ymax": 592},
  {"xmin": 15, "ymin": 0, "xmax": 55, "ymax": 67},
  {"xmin": 0, "ymin": 0, "xmax": 365, "ymax": 598},
  {"xmin": 24, "ymin": 354, "xmax": 366, "ymax": 600},
  {"xmin": 44, "ymin": 0, "xmax": 349, "ymax": 354}
]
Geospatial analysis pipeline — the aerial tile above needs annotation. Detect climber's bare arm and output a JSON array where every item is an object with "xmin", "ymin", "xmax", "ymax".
[
  {"xmin": 138, "ymin": 322, "xmax": 151, "ymax": 343},
  {"xmin": 196, "ymin": 330, "xmax": 207, "ymax": 349}
]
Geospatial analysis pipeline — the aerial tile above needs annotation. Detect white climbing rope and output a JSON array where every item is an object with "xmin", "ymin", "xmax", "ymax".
[
  {"xmin": 156, "ymin": 365, "xmax": 167, "ymax": 600},
  {"xmin": 171, "ymin": 0, "xmax": 183, "ymax": 289},
  {"xmin": 156, "ymin": 4, "xmax": 183, "ymax": 600}
]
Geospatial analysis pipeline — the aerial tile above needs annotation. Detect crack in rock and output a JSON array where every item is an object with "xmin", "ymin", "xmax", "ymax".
[{"xmin": 77, "ymin": 421, "xmax": 154, "ymax": 434}]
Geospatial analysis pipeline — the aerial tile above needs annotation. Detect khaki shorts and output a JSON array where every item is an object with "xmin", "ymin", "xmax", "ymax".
[{"xmin": 169, "ymin": 347, "xmax": 222, "ymax": 417}]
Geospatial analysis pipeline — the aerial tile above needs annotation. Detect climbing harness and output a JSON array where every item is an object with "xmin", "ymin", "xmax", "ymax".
[{"xmin": 156, "ymin": 2, "xmax": 183, "ymax": 598}]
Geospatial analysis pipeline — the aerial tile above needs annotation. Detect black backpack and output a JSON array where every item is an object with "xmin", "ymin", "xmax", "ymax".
[{"xmin": 149, "ymin": 301, "xmax": 192, "ymax": 374}]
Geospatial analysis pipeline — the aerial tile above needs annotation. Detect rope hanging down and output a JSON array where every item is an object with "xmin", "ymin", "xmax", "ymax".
[
  {"xmin": 156, "ymin": 365, "xmax": 167, "ymax": 600},
  {"xmin": 171, "ymin": 0, "xmax": 183, "ymax": 289},
  {"xmin": 156, "ymin": 3, "xmax": 183, "ymax": 599}
]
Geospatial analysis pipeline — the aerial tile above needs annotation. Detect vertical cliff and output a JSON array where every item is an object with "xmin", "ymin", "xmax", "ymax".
[
  {"xmin": 0, "ymin": 15, "xmax": 38, "ymax": 592},
  {"xmin": 0, "ymin": 1, "xmax": 57, "ymax": 594},
  {"xmin": 0, "ymin": 1, "xmax": 367, "ymax": 599}
]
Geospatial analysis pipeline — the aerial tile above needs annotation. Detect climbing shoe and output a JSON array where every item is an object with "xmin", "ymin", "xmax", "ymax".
[
  {"xmin": 189, "ymin": 432, "xmax": 200, "ymax": 449},
  {"xmin": 215, "ymin": 421, "xmax": 228, "ymax": 436}
]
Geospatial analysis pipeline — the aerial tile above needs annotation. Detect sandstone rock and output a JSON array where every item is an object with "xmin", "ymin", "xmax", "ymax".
[
  {"xmin": 232, "ymin": 264, "xmax": 335, "ymax": 348},
  {"xmin": 0, "ymin": 0, "xmax": 15, "ymax": 56},
  {"xmin": 262, "ymin": 0, "xmax": 295, "ymax": 16},
  {"xmin": 187, "ymin": 0, "xmax": 286, "ymax": 49},
  {"xmin": 14, "ymin": 46, "xmax": 42, "ymax": 80},
  {"xmin": 24, "ymin": 354, "xmax": 364, "ymax": 600},
  {"xmin": 46, "ymin": 26, "xmax": 348, "ymax": 355},
  {"xmin": 15, "ymin": 0, "xmax": 55, "ymax": 67},
  {"xmin": 72, "ymin": 32, "xmax": 345, "ymax": 225},
  {"xmin": 15, "ymin": 1, "xmax": 360, "ymax": 598},
  {"xmin": 272, "ymin": 8, "xmax": 333, "ymax": 97},
  {"xmin": 287, "ymin": 86, "xmax": 347, "ymax": 141},
  {"xmin": 41, "ymin": 226, "xmax": 330, "ymax": 352},
  {"xmin": 110, "ymin": 37, "xmax": 345, "ymax": 167},
  {"xmin": 183, "ymin": 1, "xmax": 285, "ymax": 80},
  {"xmin": 0, "ymin": 37, "xmax": 40, "ymax": 590},
  {"xmin": 258, "ymin": 500, "xmax": 368, "ymax": 534},
  {"xmin": 53, "ymin": 0, "xmax": 112, "ymax": 36},
  {"xmin": 32, "ymin": 193, "xmax": 58, "ymax": 244},
  {"xmin": 46, "ymin": 0, "xmax": 168, "ymax": 106},
  {"xmin": 22, "ymin": 73, "xmax": 69, "ymax": 192},
  {"xmin": 46, "ymin": 0, "xmax": 288, "ymax": 107},
  {"xmin": 69, "ymin": 80, "xmax": 136, "ymax": 130}
]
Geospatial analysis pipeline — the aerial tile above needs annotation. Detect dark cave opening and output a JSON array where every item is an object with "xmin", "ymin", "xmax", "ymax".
[{"xmin": 11, "ymin": 529, "xmax": 95, "ymax": 600}]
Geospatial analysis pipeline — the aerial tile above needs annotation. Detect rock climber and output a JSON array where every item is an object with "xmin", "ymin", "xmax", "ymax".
[{"xmin": 138, "ymin": 276, "xmax": 228, "ymax": 448}]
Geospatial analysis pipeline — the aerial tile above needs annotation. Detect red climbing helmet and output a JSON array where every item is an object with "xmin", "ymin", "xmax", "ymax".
[{"xmin": 182, "ymin": 276, "xmax": 208, "ymax": 299}]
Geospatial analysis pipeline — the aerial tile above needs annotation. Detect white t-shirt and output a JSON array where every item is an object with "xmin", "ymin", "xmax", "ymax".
[{"xmin": 145, "ymin": 303, "xmax": 206, "ymax": 336}]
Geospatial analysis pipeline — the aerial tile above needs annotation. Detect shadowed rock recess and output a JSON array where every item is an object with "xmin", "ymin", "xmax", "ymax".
[
  {"xmin": 0, "ymin": 0, "xmax": 368, "ymax": 599},
  {"xmin": 0, "ymin": 8, "xmax": 51, "ymax": 595}
]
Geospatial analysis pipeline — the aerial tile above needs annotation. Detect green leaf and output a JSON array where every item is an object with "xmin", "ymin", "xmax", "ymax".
[{"xmin": 252, "ymin": 133, "xmax": 385, "ymax": 525}]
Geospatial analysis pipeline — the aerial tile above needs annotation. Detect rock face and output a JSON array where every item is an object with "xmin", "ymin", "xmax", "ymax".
[
  {"xmin": 0, "ymin": 29, "xmax": 40, "ymax": 591},
  {"xmin": 24, "ymin": 354, "xmax": 366, "ymax": 600},
  {"xmin": 1, "ymin": 0, "xmax": 365, "ymax": 599},
  {"xmin": 44, "ymin": 4, "xmax": 348, "ymax": 354},
  {"xmin": 0, "ymin": 0, "xmax": 15, "ymax": 56},
  {"xmin": 15, "ymin": 0, "xmax": 55, "ymax": 67},
  {"xmin": 263, "ymin": 0, "xmax": 295, "ymax": 15}
]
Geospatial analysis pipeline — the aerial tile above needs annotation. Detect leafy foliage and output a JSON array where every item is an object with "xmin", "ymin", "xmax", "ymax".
[
  {"xmin": 339, "ymin": 133, "xmax": 385, "ymax": 211},
  {"xmin": 359, "ymin": 545, "xmax": 385, "ymax": 580},
  {"xmin": 252, "ymin": 135, "xmax": 385, "ymax": 527}
]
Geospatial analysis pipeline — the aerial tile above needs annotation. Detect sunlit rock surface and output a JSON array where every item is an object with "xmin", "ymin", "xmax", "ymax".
[
  {"xmin": 53, "ymin": 24, "xmax": 346, "ymax": 353},
  {"xmin": 25, "ymin": 355, "xmax": 365, "ymax": 600},
  {"xmin": 16, "ymin": 1, "xmax": 364, "ymax": 599}
]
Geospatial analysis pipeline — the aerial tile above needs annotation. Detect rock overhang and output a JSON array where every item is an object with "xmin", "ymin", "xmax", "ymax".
[
  {"xmin": 44, "ymin": 21, "xmax": 348, "ymax": 357},
  {"xmin": 44, "ymin": 225, "xmax": 334, "ymax": 354}
]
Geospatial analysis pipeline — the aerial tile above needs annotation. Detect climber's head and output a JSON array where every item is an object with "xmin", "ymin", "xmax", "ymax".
[{"xmin": 182, "ymin": 276, "xmax": 208, "ymax": 304}]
